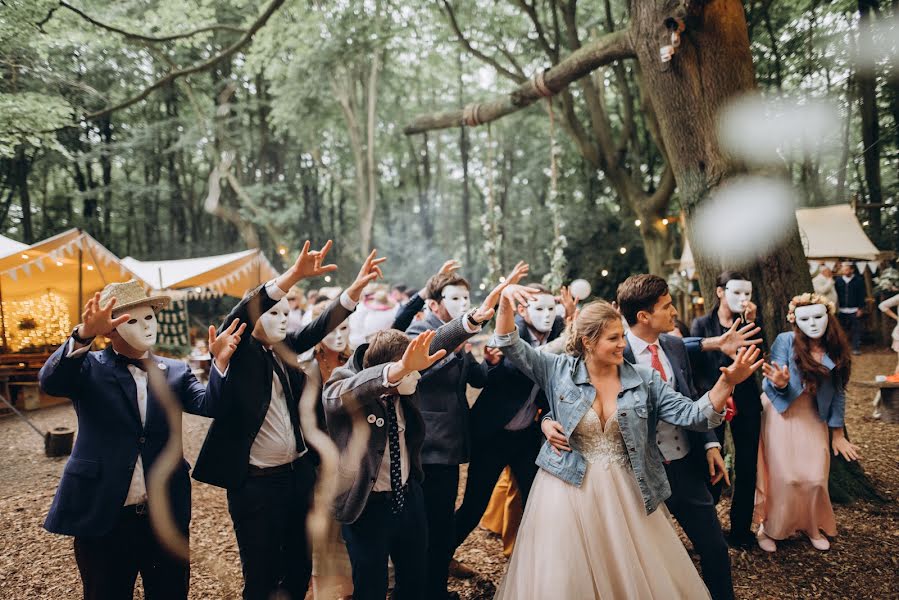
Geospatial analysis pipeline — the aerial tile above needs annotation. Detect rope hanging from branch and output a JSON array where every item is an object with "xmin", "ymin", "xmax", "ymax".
[
  {"xmin": 533, "ymin": 69, "xmax": 555, "ymax": 99},
  {"xmin": 543, "ymin": 98, "xmax": 568, "ymax": 291},
  {"xmin": 481, "ymin": 123, "xmax": 503, "ymax": 284}
]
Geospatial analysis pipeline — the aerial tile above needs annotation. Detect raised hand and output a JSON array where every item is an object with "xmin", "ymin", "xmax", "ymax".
[
  {"xmin": 500, "ymin": 283, "xmax": 540, "ymax": 309},
  {"xmin": 541, "ymin": 418, "xmax": 571, "ymax": 455},
  {"xmin": 438, "ymin": 259, "xmax": 462, "ymax": 276},
  {"xmin": 388, "ymin": 330, "xmax": 448, "ymax": 382},
  {"xmin": 761, "ymin": 361, "xmax": 791, "ymax": 389},
  {"xmin": 558, "ymin": 286, "xmax": 577, "ymax": 321},
  {"xmin": 483, "ymin": 346, "xmax": 503, "ymax": 366},
  {"xmin": 717, "ymin": 317, "xmax": 763, "ymax": 358},
  {"xmin": 469, "ymin": 263, "xmax": 531, "ymax": 324},
  {"xmin": 209, "ymin": 318, "xmax": 247, "ymax": 371},
  {"xmin": 79, "ymin": 292, "xmax": 130, "ymax": 339},
  {"xmin": 346, "ymin": 249, "xmax": 388, "ymax": 302},
  {"xmin": 719, "ymin": 345, "xmax": 764, "ymax": 386},
  {"xmin": 743, "ymin": 301, "xmax": 758, "ymax": 323}
]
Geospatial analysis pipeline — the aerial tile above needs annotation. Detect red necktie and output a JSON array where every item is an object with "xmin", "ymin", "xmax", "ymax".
[{"xmin": 647, "ymin": 344, "xmax": 668, "ymax": 382}]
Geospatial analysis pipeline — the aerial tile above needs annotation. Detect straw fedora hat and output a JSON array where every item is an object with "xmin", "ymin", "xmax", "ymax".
[{"xmin": 99, "ymin": 280, "xmax": 170, "ymax": 315}]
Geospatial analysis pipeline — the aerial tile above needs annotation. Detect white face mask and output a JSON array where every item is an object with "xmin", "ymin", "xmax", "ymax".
[
  {"xmin": 115, "ymin": 305, "xmax": 158, "ymax": 352},
  {"xmin": 441, "ymin": 285, "xmax": 470, "ymax": 320},
  {"xmin": 794, "ymin": 304, "xmax": 829, "ymax": 339},
  {"xmin": 527, "ymin": 294, "xmax": 557, "ymax": 333},
  {"xmin": 724, "ymin": 279, "xmax": 752, "ymax": 314},
  {"xmin": 259, "ymin": 298, "xmax": 290, "ymax": 343},
  {"xmin": 322, "ymin": 322, "xmax": 349, "ymax": 353},
  {"xmin": 397, "ymin": 370, "xmax": 421, "ymax": 395}
]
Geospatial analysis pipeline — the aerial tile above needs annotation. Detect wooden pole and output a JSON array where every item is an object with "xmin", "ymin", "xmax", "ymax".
[
  {"xmin": 0, "ymin": 275, "xmax": 8, "ymax": 351},
  {"xmin": 77, "ymin": 247, "xmax": 83, "ymax": 310}
]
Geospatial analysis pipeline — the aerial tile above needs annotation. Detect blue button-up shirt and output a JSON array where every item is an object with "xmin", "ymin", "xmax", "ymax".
[{"xmin": 490, "ymin": 329, "xmax": 725, "ymax": 514}]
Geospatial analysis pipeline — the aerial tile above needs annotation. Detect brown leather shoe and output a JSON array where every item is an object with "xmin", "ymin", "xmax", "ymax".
[{"xmin": 448, "ymin": 558, "xmax": 478, "ymax": 579}]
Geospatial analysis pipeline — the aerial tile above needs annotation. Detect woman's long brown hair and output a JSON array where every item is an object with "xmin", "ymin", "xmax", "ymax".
[{"xmin": 791, "ymin": 307, "xmax": 852, "ymax": 395}]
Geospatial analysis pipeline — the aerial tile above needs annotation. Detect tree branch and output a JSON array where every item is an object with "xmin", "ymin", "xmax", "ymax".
[
  {"xmin": 58, "ymin": 0, "xmax": 247, "ymax": 42},
  {"xmin": 81, "ymin": 0, "xmax": 286, "ymax": 122},
  {"xmin": 404, "ymin": 28, "xmax": 633, "ymax": 135},
  {"xmin": 440, "ymin": 0, "xmax": 528, "ymax": 84}
]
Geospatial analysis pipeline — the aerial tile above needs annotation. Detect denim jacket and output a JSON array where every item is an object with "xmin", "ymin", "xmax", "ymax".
[
  {"xmin": 491, "ymin": 330, "xmax": 725, "ymax": 514},
  {"xmin": 763, "ymin": 332, "xmax": 846, "ymax": 428}
]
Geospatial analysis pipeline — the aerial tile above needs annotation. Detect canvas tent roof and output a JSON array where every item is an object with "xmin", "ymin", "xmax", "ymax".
[
  {"xmin": 121, "ymin": 249, "xmax": 278, "ymax": 297},
  {"xmin": 0, "ymin": 234, "xmax": 27, "ymax": 257},
  {"xmin": 0, "ymin": 229, "xmax": 145, "ymax": 301},
  {"xmin": 679, "ymin": 204, "xmax": 888, "ymax": 277}
]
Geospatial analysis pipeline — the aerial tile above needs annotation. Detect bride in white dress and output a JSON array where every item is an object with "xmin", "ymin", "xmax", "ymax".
[{"xmin": 490, "ymin": 288, "xmax": 762, "ymax": 599}]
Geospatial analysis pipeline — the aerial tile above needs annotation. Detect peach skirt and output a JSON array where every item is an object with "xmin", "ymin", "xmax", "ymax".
[{"xmin": 754, "ymin": 393, "xmax": 836, "ymax": 539}]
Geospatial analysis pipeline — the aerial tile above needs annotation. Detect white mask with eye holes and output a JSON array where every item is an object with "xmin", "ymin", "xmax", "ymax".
[
  {"xmin": 397, "ymin": 370, "xmax": 421, "ymax": 395},
  {"xmin": 794, "ymin": 304, "xmax": 829, "ymax": 339},
  {"xmin": 322, "ymin": 322, "xmax": 349, "ymax": 353},
  {"xmin": 259, "ymin": 298, "xmax": 290, "ymax": 343},
  {"xmin": 115, "ymin": 305, "xmax": 158, "ymax": 352},
  {"xmin": 724, "ymin": 279, "xmax": 753, "ymax": 314},
  {"xmin": 441, "ymin": 285, "xmax": 470, "ymax": 320},
  {"xmin": 527, "ymin": 294, "xmax": 557, "ymax": 333}
]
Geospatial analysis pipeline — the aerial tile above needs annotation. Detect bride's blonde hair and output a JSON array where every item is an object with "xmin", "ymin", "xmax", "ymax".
[{"xmin": 565, "ymin": 301, "xmax": 623, "ymax": 358}]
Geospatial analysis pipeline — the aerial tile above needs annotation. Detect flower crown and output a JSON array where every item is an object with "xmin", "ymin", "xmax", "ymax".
[{"xmin": 786, "ymin": 292, "xmax": 836, "ymax": 324}]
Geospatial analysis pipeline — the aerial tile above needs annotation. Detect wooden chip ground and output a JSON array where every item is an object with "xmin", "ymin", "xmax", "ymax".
[{"xmin": 1, "ymin": 351, "xmax": 897, "ymax": 599}]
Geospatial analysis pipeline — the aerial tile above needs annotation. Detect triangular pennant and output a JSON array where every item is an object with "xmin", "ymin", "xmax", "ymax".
[
  {"xmin": 35, "ymin": 258, "xmax": 45, "ymax": 272},
  {"xmin": 9, "ymin": 268, "xmax": 17, "ymax": 281},
  {"xmin": 855, "ymin": 261, "xmax": 867, "ymax": 274},
  {"xmin": 824, "ymin": 260, "xmax": 836, "ymax": 269},
  {"xmin": 867, "ymin": 261, "xmax": 879, "ymax": 274},
  {"xmin": 808, "ymin": 261, "xmax": 818, "ymax": 274},
  {"xmin": 22, "ymin": 263, "xmax": 31, "ymax": 276}
]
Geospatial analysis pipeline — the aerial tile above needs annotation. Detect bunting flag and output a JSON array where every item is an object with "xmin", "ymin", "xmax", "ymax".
[
  {"xmin": 855, "ymin": 261, "xmax": 868, "ymax": 274},
  {"xmin": 867, "ymin": 261, "xmax": 880, "ymax": 274},
  {"xmin": 824, "ymin": 260, "xmax": 836, "ymax": 269}
]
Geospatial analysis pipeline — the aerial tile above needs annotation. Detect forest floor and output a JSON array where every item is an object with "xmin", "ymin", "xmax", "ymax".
[{"xmin": 0, "ymin": 350, "xmax": 897, "ymax": 599}]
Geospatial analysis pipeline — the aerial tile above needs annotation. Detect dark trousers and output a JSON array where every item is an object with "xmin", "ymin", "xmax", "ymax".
[
  {"xmin": 838, "ymin": 311, "xmax": 862, "ymax": 351},
  {"xmin": 342, "ymin": 481, "xmax": 427, "ymax": 600},
  {"xmin": 74, "ymin": 506, "xmax": 189, "ymax": 600},
  {"xmin": 453, "ymin": 427, "xmax": 539, "ymax": 549},
  {"xmin": 226, "ymin": 458, "xmax": 315, "ymax": 600},
  {"xmin": 710, "ymin": 410, "xmax": 762, "ymax": 538},
  {"xmin": 664, "ymin": 457, "xmax": 734, "ymax": 600},
  {"xmin": 422, "ymin": 463, "xmax": 459, "ymax": 599}
]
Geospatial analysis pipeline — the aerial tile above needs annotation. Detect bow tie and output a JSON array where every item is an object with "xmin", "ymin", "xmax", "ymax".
[{"xmin": 116, "ymin": 354, "xmax": 148, "ymax": 371}]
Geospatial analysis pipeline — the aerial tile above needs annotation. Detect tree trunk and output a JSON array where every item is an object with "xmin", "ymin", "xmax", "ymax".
[
  {"xmin": 12, "ymin": 146, "xmax": 33, "ymax": 243},
  {"xmin": 630, "ymin": 0, "xmax": 809, "ymax": 338},
  {"xmin": 857, "ymin": 0, "xmax": 883, "ymax": 245}
]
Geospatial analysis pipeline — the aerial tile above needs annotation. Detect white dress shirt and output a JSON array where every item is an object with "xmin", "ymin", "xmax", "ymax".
[
  {"xmin": 66, "ymin": 341, "xmax": 149, "ymax": 505},
  {"xmin": 244, "ymin": 280, "xmax": 358, "ymax": 468}
]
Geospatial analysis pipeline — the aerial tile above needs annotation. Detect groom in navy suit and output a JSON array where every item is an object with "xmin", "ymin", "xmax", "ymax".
[
  {"xmin": 40, "ymin": 280, "xmax": 223, "ymax": 600},
  {"xmin": 616, "ymin": 274, "xmax": 734, "ymax": 600}
]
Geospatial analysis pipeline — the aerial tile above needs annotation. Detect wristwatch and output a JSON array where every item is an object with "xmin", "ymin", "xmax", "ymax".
[
  {"xmin": 697, "ymin": 337, "xmax": 705, "ymax": 352},
  {"xmin": 71, "ymin": 326, "xmax": 95, "ymax": 345},
  {"xmin": 466, "ymin": 310, "xmax": 486, "ymax": 328}
]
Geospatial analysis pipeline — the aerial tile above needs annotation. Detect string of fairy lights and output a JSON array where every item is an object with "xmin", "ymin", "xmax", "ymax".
[{"xmin": 598, "ymin": 217, "xmax": 676, "ymax": 278}]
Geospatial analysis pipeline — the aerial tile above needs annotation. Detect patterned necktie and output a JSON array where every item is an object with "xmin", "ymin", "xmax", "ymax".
[
  {"xmin": 647, "ymin": 344, "xmax": 668, "ymax": 382},
  {"xmin": 385, "ymin": 397, "xmax": 406, "ymax": 515}
]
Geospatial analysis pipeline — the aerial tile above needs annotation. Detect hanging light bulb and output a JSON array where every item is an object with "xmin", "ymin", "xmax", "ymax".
[
  {"xmin": 619, "ymin": 247, "xmax": 627, "ymax": 254},
  {"xmin": 661, "ymin": 218, "xmax": 670, "ymax": 226},
  {"xmin": 324, "ymin": 275, "xmax": 332, "ymax": 283},
  {"xmin": 634, "ymin": 219, "xmax": 641, "ymax": 227},
  {"xmin": 601, "ymin": 269, "xmax": 609, "ymax": 277}
]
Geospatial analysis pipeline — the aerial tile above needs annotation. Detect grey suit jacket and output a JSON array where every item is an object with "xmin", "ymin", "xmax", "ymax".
[{"xmin": 322, "ymin": 315, "xmax": 476, "ymax": 524}]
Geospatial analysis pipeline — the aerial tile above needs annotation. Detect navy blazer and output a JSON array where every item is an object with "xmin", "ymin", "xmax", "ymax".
[
  {"xmin": 192, "ymin": 283, "xmax": 352, "ymax": 490},
  {"xmin": 39, "ymin": 342, "xmax": 211, "ymax": 537},
  {"xmin": 623, "ymin": 333, "xmax": 718, "ymax": 452},
  {"xmin": 835, "ymin": 275, "xmax": 865, "ymax": 310},
  {"xmin": 470, "ymin": 315, "xmax": 565, "ymax": 440},
  {"xmin": 405, "ymin": 311, "xmax": 487, "ymax": 465}
]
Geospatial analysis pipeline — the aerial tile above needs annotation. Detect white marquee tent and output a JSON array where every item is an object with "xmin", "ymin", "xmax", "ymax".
[
  {"xmin": 121, "ymin": 249, "xmax": 278, "ymax": 297},
  {"xmin": 679, "ymin": 204, "xmax": 890, "ymax": 278},
  {"xmin": 0, "ymin": 234, "xmax": 27, "ymax": 258}
]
